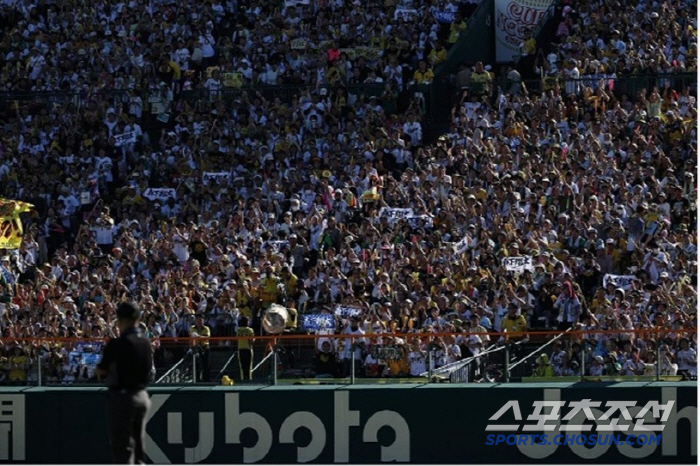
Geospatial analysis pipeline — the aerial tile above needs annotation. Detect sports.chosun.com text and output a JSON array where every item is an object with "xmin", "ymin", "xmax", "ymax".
[{"xmin": 485, "ymin": 434, "xmax": 663, "ymax": 446}]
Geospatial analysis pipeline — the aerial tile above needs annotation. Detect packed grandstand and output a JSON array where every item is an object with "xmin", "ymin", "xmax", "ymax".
[{"xmin": 0, "ymin": 0, "xmax": 696, "ymax": 385}]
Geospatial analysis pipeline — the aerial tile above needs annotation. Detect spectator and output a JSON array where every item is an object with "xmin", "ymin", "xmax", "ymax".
[
  {"xmin": 448, "ymin": 11, "xmax": 467, "ymax": 47},
  {"xmin": 314, "ymin": 340, "xmax": 340, "ymax": 378},
  {"xmin": 413, "ymin": 60, "xmax": 434, "ymax": 85},
  {"xmin": 190, "ymin": 313, "xmax": 211, "ymax": 382},
  {"xmin": 533, "ymin": 353, "xmax": 554, "ymax": 377},
  {"xmin": 0, "ymin": 0, "xmax": 694, "ymax": 387}
]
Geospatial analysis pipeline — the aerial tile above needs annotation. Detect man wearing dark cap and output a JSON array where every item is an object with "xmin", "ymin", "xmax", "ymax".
[{"xmin": 96, "ymin": 302, "xmax": 154, "ymax": 464}]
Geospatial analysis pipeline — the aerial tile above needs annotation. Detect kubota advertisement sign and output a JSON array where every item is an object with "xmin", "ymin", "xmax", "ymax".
[{"xmin": 0, "ymin": 384, "xmax": 696, "ymax": 463}]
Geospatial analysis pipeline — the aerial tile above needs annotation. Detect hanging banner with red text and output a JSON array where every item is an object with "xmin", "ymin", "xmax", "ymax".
[{"xmin": 495, "ymin": 0, "xmax": 554, "ymax": 62}]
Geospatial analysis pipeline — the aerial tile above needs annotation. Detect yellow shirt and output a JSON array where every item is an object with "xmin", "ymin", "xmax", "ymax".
[
  {"xmin": 237, "ymin": 326, "xmax": 255, "ymax": 350},
  {"xmin": 470, "ymin": 71, "xmax": 491, "ymax": 94},
  {"xmin": 387, "ymin": 350, "xmax": 409, "ymax": 376},
  {"xmin": 534, "ymin": 365, "xmax": 554, "ymax": 377},
  {"xmin": 283, "ymin": 273, "xmax": 298, "ymax": 295},
  {"xmin": 428, "ymin": 47, "xmax": 447, "ymax": 66},
  {"xmin": 259, "ymin": 276, "xmax": 280, "ymax": 304},
  {"xmin": 286, "ymin": 307, "xmax": 298, "ymax": 329},
  {"xmin": 168, "ymin": 60, "xmax": 182, "ymax": 80},
  {"xmin": 505, "ymin": 122, "xmax": 524, "ymax": 138},
  {"xmin": 274, "ymin": 139, "xmax": 289, "ymax": 153},
  {"xmin": 235, "ymin": 289, "xmax": 252, "ymax": 318},
  {"xmin": 190, "ymin": 325, "xmax": 211, "ymax": 347},
  {"xmin": 643, "ymin": 212, "xmax": 659, "ymax": 228},
  {"xmin": 543, "ymin": 76, "xmax": 558, "ymax": 91},
  {"xmin": 449, "ymin": 21, "xmax": 467, "ymax": 44},
  {"xmin": 9, "ymin": 355, "xmax": 27, "ymax": 381},
  {"xmin": 414, "ymin": 69, "xmax": 434, "ymax": 84},
  {"xmin": 523, "ymin": 38, "xmax": 536, "ymax": 55},
  {"xmin": 400, "ymin": 314, "xmax": 414, "ymax": 331},
  {"xmin": 500, "ymin": 314, "xmax": 527, "ymax": 334}
]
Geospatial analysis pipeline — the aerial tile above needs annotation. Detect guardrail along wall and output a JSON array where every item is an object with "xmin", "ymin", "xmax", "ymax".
[
  {"xmin": 2, "ymin": 326, "xmax": 694, "ymax": 386},
  {"xmin": 0, "ymin": 383, "xmax": 695, "ymax": 464}
]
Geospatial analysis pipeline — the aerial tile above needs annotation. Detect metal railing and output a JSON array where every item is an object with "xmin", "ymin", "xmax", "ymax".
[
  {"xmin": 450, "ymin": 344, "xmax": 505, "ymax": 383},
  {"xmin": 3, "ymin": 73, "xmax": 694, "ymax": 146},
  {"xmin": 0, "ymin": 326, "xmax": 693, "ymax": 386},
  {"xmin": 0, "ymin": 83, "xmax": 388, "ymax": 114},
  {"xmin": 504, "ymin": 72, "xmax": 698, "ymax": 96},
  {"xmin": 156, "ymin": 352, "xmax": 193, "ymax": 384},
  {"xmin": 507, "ymin": 327, "xmax": 571, "ymax": 379}
]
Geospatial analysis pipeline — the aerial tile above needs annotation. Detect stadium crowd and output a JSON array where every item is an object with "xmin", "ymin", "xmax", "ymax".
[{"xmin": 0, "ymin": 0, "xmax": 696, "ymax": 384}]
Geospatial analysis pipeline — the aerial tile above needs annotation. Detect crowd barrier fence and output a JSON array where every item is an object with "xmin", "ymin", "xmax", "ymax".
[{"xmin": 0, "ymin": 327, "xmax": 694, "ymax": 387}]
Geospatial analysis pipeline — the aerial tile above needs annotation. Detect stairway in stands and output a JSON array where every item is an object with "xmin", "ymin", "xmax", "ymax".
[{"xmin": 206, "ymin": 343, "xmax": 319, "ymax": 383}]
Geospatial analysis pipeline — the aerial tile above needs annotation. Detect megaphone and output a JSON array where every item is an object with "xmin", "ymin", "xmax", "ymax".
[{"xmin": 261, "ymin": 304, "xmax": 289, "ymax": 334}]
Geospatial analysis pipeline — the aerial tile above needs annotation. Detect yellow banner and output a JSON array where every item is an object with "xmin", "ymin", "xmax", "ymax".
[{"xmin": 0, "ymin": 199, "xmax": 33, "ymax": 249}]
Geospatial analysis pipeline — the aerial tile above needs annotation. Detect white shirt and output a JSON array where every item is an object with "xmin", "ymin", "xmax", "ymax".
[
  {"xmin": 199, "ymin": 35, "xmax": 215, "ymax": 57},
  {"xmin": 493, "ymin": 304, "xmax": 508, "ymax": 330},
  {"xmin": 402, "ymin": 121, "xmax": 422, "ymax": 145},
  {"xmin": 204, "ymin": 78, "xmax": 221, "ymax": 91},
  {"xmin": 172, "ymin": 234, "xmax": 190, "ymax": 262},
  {"xmin": 28, "ymin": 53, "xmax": 45, "ymax": 80},
  {"xmin": 58, "ymin": 194, "xmax": 79, "ymax": 215},
  {"xmin": 677, "ymin": 348, "xmax": 697, "ymax": 372},
  {"xmin": 589, "ymin": 363, "xmax": 603, "ymax": 376},
  {"xmin": 174, "ymin": 47, "xmax": 190, "ymax": 70},
  {"xmin": 565, "ymin": 67, "xmax": 580, "ymax": 95},
  {"xmin": 550, "ymin": 349, "xmax": 567, "ymax": 375},
  {"xmin": 128, "ymin": 96, "xmax": 143, "ymax": 118},
  {"xmin": 408, "ymin": 350, "xmax": 426, "ymax": 376},
  {"xmin": 340, "ymin": 327, "xmax": 365, "ymax": 360},
  {"xmin": 92, "ymin": 220, "xmax": 115, "ymax": 245},
  {"xmin": 446, "ymin": 344, "xmax": 461, "ymax": 364}
]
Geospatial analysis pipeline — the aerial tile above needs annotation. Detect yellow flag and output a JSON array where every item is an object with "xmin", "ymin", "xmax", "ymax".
[{"xmin": 0, "ymin": 199, "xmax": 34, "ymax": 249}]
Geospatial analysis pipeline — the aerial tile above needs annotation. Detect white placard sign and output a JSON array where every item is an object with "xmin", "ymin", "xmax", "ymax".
[
  {"xmin": 453, "ymin": 235, "xmax": 472, "ymax": 255},
  {"xmin": 335, "ymin": 305, "xmax": 362, "ymax": 318},
  {"xmin": 406, "ymin": 214, "xmax": 433, "ymax": 229},
  {"xmin": 394, "ymin": 5, "xmax": 419, "ymax": 20},
  {"xmin": 114, "ymin": 131, "xmax": 137, "ymax": 147},
  {"xmin": 502, "ymin": 256, "xmax": 533, "ymax": 273},
  {"xmin": 143, "ymin": 188, "xmax": 177, "ymax": 201},
  {"xmin": 603, "ymin": 274, "xmax": 636, "ymax": 290},
  {"xmin": 202, "ymin": 172, "xmax": 231, "ymax": 185},
  {"xmin": 378, "ymin": 207, "xmax": 414, "ymax": 222}
]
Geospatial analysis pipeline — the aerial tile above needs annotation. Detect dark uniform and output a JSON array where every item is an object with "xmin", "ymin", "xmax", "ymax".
[{"xmin": 97, "ymin": 302, "xmax": 154, "ymax": 464}]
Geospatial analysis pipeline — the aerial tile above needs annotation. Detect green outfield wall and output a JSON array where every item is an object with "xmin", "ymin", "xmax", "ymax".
[{"xmin": 0, "ymin": 382, "xmax": 695, "ymax": 463}]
